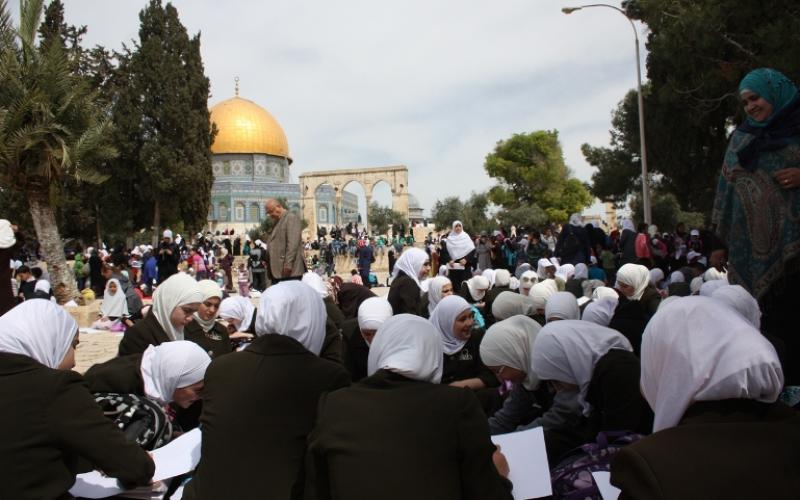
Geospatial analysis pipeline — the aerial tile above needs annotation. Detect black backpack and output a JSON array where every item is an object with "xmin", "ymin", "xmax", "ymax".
[{"xmin": 94, "ymin": 393, "xmax": 173, "ymax": 451}]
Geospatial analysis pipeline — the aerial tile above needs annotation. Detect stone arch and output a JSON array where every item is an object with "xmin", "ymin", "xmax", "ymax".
[{"xmin": 299, "ymin": 165, "xmax": 409, "ymax": 233}]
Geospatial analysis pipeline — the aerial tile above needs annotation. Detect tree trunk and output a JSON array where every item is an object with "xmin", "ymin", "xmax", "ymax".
[
  {"xmin": 152, "ymin": 200, "xmax": 161, "ymax": 247},
  {"xmin": 95, "ymin": 203, "xmax": 103, "ymax": 248},
  {"xmin": 28, "ymin": 189, "xmax": 80, "ymax": 304}
]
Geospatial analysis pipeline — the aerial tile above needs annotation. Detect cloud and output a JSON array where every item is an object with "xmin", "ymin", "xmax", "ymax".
[{"xmin": 50, "ymin": 0, "xmax": 646, "ymax": 216}]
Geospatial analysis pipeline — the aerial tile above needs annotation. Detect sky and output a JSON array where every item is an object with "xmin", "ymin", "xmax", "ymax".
[{"xmin": 20, "ymin": 0, "xmax": 647, "ymax": 217}]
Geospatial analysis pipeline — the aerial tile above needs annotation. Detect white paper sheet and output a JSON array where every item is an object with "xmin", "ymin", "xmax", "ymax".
[
  {"xmin": 592, "ymin": 471, "xmax": 621, "ymax": 500},
  {"xmin": 491, "ymin": 426, "xmax": 552, "ymax": 499},
  {"xmin": 69, "ymin": 470, "xmax": 124, "ymax": 499},
  {"xmin": 151, "ymin": 428, "xmax": 202, "ymax": 481}
]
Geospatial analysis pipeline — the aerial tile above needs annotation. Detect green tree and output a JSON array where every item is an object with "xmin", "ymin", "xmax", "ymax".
[
  {"xmin": 368, "ymin": 202, "xmax": 407, "ymax": 235},
  {"xmin": 110, "ymin": 0, "xmax": 215, "ymax": 244},
  {"xmin": 0, "ymin": 0, "xmax": 116, "ymax": 301},
  {"xmin": 484, "ymin": 130, "xmax": 592, "ymax": 223},
  {"xmin": 495, "ymin": 204, "xmax": 547, "ymax": 229},
  {"xmin": 630, "ymin": 190, "xmax": 705, "ymax": 233},
  {"xmin": 431, "ymin": 192, "xmax": 493, "ymax": 235}
]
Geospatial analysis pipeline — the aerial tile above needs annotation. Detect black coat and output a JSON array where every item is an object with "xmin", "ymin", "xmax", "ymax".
[
  {"xmin": 545, "ymin": 350, "xmax": 652, "ymax": 463},
  {"xmin": 441, "ymin": 329, "xmax": 498, "ymax": 389},
  {"xmin": 609, "ymin": 295, "xmax": 656, "ymax": 356},
  {"xmin": 336, "ymin": 283, "xmax": 375, "ymax": 319},
  {"xmin": 118, "ymin": 312, "xmax": 170, "ymax": 356},
  {"xmin": 184, "ymin": 320, "xmax": 232, "ymax": 358},
  {"xmin": 84, "ymin": 353, "xmax": 144, "ymax": 395},
  {"xmin": 184, "ymin": 334, "xmax": 350, "ymax": 500},
  {"xmin": 0, "ymin": 353, "xmax": 153, "ymax": 499},
  {"xmin": 611, "ymin": 399, "xmax": 800, "ymax": 500},
  {"xmin": 341, "ymin": 318, "xmax": 368, "ymax": 382},
  {"xmin": 619, "ymin": 229, "xmax": 637, "ymax": 266},
  {"xmin": 305, "ymin": 369, "xmax": 513, "ymax": 500},
  {"xmin": 387, "ymin": 272, "xmax": 422, "ymax": 315}
]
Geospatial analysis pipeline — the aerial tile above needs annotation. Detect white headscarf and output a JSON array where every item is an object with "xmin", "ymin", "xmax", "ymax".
[
  {"xmin": 569, "ymin": 213, "xmax": 583, "ymax": 226},
  {"xmin": 0, "ymin": 220, "xmax": 15, "ymax": 249},
  {"xmin": 573, "ymin": 263, "xmax": 589, "ymax": 280},
  {"xmin": 101, "ymin": 279, "xmax": 129, "ymax": 318},
  {"xmin": 519, "ymin": 270, "xmax": 539, "ymax": 294},
  {"xmin": 34, "ymin": 280, "xmax": 56, "ymax": 303},
  {"xmin": 491, "ymin": 291, "xmax": 536, "ymax": 320},
  {"xmin": 641, "ymin": 297, "xmax": 783, "ymax": 432},
  {"xmin": 465, "ymin": 275, "xmax": 490, "ymax": 301},
  {"xmin": 430, "ymin": 295, "xmax": 472, "ymax": 355},
  {"xmin": 357, "ymin": 297, "xmax": 393, "ymax": 332},
  {"xmin": 368, "ymin": 314, "xmax": 443, "ymax": 383},
  {"xmin": 545, "ymin": 292, "xmax": 580, "ymax": 322},
  {"xmin": 193, "ymin": 280, "xmax": 223, "ymax": 332},
  {"xmin": 615, "ymin": 263, "xmax": 651, "ymax": 301},
  {"xmin": 302, "ymin": 272, "xmax": 329, "ymax": 299},
  {"xmin": 446, "ymin": 221, "xmax": 475, "ymax": 260},
  {"xmin": 141, "ymin": 341, "xmax": 210, "ymax": 405},
  {"xmin": 256, "ymin": 281, "xmax": 326, "ymax": 355},
  {"xmin": 392, "ymin": 248, "xmax": 429, "ymax": 287},
  {"xmin": 581, "ymin": 296, "xmax": 619, "ymax": 326},
  {"xmin": 703, "ymin": 267, "xmax": 727, "ymax": 282},
  {"xmin": 0, "ymin": 300, "xmax": 77, "ymax": 369},
  {"xmin": 529, "ymin": 279, "xmax": 559, "ymax": 313},
  {"xmin": 690, "ymin": 276, "xmax": 704, "ymax": 294},
  {"xmin": 536, "ymin": 258, "xmax": 553, "ymax": 280},
  {"xmin": 711, "ymin": 285, "xmax": 761, "ymax": 329},
  {"xmin": 649, "ymin": 268, "xmax": 665, "ymax": 289},
  {"xmin": 621, "ymin": 219, "xmax": 635, "ymax": 232},
  {"xmin": 427, "ymin": 276, "xmax": 452, "ymax": 316},
  {"xmin": 494, "ymin": 269, "xmax": 511, "ymax": 288},
  {"xmin": 480, "ymin": 315, "xmax": 542, "ymax": 390},
  {"xmin": 531, "ymin": 320, "xmax": 633, "ymax": 414},
  {"xmin": 555, "ymin": 263, "xmax": 575, "ymax": 282},
  {"xmin": 699, "ymin": 279, "xmax": 728, "ymax": 297},
  {"xmin": 151, "ymin": 273, "xmax": 203, "ymax": 341},
  {"xmin": 162, "ymin": 229, "xmax": 173, "ymax": 240},
  {"xmin": 218, "ymin": 296, "xmax": 255, "ymax": 332},
  {"xmin": 481, "ymin": 269, "xmax": 496, "ymax": 288},
  {"xmin": 669, "ymin": 270, "xmax": 685, "ymax": 284},
  {"xmin": 509, "ymin": 276, "xmax": 520, "ymax": 291}
]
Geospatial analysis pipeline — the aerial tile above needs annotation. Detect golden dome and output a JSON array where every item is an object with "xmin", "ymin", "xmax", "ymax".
[{"xmin": 209, "ymin": 96, "xmax": 291, "ymax": 161}]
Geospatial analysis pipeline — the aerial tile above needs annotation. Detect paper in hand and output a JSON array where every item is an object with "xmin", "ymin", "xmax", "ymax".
[{"xmin": 491, "ymin": 426, "xmax": 552, "ymax": 499}]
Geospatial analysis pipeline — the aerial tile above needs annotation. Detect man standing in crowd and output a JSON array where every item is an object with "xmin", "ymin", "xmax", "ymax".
[
  {"xmin": 156, "ymin": 229, "xmax": 179, "ymax": 284},
  {"xmin": 264, "ymin": 199, "xmax": 305, "ymax": 283}
]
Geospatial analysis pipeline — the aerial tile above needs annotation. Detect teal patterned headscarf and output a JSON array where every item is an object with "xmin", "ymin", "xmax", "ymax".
[{"xmin": 739, "ymin": 68, "xmax": 799, "ymax": 127}]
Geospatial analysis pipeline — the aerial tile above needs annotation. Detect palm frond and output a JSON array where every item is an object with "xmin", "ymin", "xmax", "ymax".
[{"xmin": 18, "ymin": 0, "xmax": 43, "ymax": 48}]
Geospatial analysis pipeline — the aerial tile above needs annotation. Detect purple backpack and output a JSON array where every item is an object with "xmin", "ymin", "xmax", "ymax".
[{"xmin": 550, "ymin": 431, "xmax": 642, "ymax": 500}]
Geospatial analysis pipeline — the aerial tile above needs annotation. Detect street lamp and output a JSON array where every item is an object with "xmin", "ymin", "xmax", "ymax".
[{"xmin": 563, "ymin": 3, "xmax": 651, "ymax": 225}]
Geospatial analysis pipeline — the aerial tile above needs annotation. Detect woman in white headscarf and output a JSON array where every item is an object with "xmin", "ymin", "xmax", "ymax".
[
  {"xmin": 531, "ymin": 320, "xmax": 652, "ymax": 461},
  {"xmin": 518, "ymin": 270, "xmax": 539, "ymax": 296},
  {"xmin": 187, "ymin": 282, "xmax": 350, "ymax": 500},
  {"xmin": 611, "ymin": 296, "xmax": 798, "ymax": 500},
  {"xmin": 99, "ymin": 278, "xmax": 129, "ymax": 320},
  {"xmin": 86, "ymin": 340, "xmax": 211, "ymax": 409},
  {"xmin": 442, "ymin": 221, "xmax": 476, "ymax": 293},
  {"xmin": 430, "ymin": 296, "xmax": 499, "ymax": 409},
  {"xmin": 118, "ymin": 273, "xmax": 204, "ymax": 356},
  {"xmin": 0, "ymin": 300, "xmax": 155, "ymax": 497},
  {"xmin": 218, "ymin": 295, "xmax": 256, "ymax": 334},
  {"xmin": 420, "ymin": 275, "xmax": 453, "ymax": 318},
  {"xmin": 183, "ymin": 279, "xmax": 232, "ymax": 358},
  {"xmin": 564, "ymin": 263, "xmax": 588, "ymax": 298},
  {"xmin": 341, "ymin": 297, "xmax": 394, "ymax": 382},
  {"xmin": 32, "ymin": 279, "xmax": 56, "ymax": 302},
  {"xmin": 306, "ymin": 314, "xmax": 513, "ymax": 500},
  {"xmin": 491, "ymin": 291, "xmax": 537, "ymax": 321},
  {"xmin": 388, "ymin": 248, "xmax": 430, "ymax": 315},
  {"xmin": 699, "ymin": 278, "xmax": 728, "ymax": 297},
  {"xmin": 544, "ymin": 292, "xmax": 580, "ymax": 322},
  {"xmin": 581, "ymin": 296, "xmax": 619, "ymax": 326},
  {"xmin": 529, "ymin": 279, "xmax": 559, "ymax": 320},
  {"xmin": 619, "ymin": 218, "xmax": 638, "ymax": 265},
  {"xmin": 711, "ymin": 284, "xmax": 761, "ymax": 329},
  {"xmin": 609, "ymin": 263, "xmax": 661, "ymax": 355},
  {"xmin": 461, "ymin": 275, "xmax": 490, "ymax": 305},
  {"xmin": 536, "ymin": 258, "xmax": 556, "ymax": 280},
  {"xmin": 481, "ymin": 315, "xmax": 582, "ymax": 437}
]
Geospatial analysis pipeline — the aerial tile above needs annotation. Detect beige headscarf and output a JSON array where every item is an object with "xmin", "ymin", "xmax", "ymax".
[{"xmin": 152, "ymin": 273, "xmax": 203, "ymax": 341}]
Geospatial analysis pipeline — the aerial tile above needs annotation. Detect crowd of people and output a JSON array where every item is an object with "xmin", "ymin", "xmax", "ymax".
[{"xmin": 0, "ymin": 69, "xmax": 800, "ymax": 499}]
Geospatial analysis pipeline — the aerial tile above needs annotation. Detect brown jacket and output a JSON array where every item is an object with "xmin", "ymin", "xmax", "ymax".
[
  {"xmin": 611, "ymin": 399, "xmax": 800, "ymax": 500},
  {"xmin": 266, "ymin": 210, "xmax": 305, "ymax": 280},
  {"xmin": 0, "ymin": 353, "xmax": 154, "ymax": 499}
]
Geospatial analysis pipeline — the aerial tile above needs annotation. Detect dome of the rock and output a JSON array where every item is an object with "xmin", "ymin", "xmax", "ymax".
[{"xmin": 209, "ymin": 96, "xmax": 291, "ymax": 162}]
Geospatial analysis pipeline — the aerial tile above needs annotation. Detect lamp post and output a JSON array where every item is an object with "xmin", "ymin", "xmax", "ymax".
[{"xmin": 563, "ymin": 4, "xmax": 651, "ymax": 224}]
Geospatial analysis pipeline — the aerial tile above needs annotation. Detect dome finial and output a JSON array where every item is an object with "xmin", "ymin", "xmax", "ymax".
[{"xmin": 234, "ymin": 76, "xmax": 240, "ymax": 97}]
